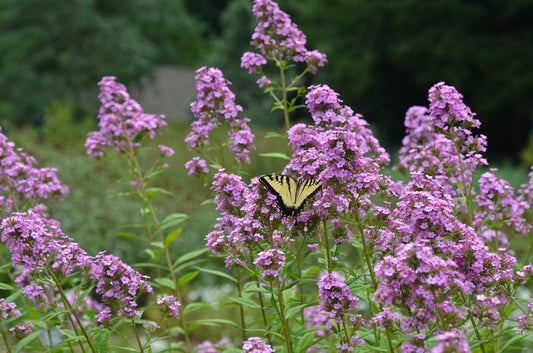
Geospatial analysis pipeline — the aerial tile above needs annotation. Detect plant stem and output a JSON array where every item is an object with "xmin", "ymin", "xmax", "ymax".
[
  {"xmin": 235, "ymin": 267, "xmax": 247, "ymax": 340},
  {"xmin": 274, "ymin": 280, "xmax": 294, "ymax": 353},
  {"xmin": 278, "ymin": 60, "xmax": 291, "ymax": 131}
]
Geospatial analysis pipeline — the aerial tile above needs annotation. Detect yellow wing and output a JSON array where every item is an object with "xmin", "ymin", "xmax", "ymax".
[{"xmin": 259, "ymin": 174, "xmax": 322, "ymax": 216}]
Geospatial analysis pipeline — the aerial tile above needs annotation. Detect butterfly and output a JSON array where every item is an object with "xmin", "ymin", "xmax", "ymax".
[{"xmin": 259, "ymin": 174, "xmax": 322, "ymax": 217}]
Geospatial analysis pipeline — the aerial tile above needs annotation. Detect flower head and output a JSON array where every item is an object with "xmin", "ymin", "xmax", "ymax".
[
  {"xmin": 242, "ymin": 336, "xmax": 274, "ymax": 353},
  {"xmin": 85, "ymin": 76, "xmax": 167, "ymax": 157},
  {"xmin": 157, "ymin": 295, "xmax": 181, "ymax": 319},
  {"xmin": 254, "ymin": 248, "xmax": 286, "ymax": 281}
]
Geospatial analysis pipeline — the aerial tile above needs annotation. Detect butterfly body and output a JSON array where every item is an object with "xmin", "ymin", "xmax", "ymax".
[{"xmin": 259, "ymin": 174, "xmax": 322, "ymax": 217}]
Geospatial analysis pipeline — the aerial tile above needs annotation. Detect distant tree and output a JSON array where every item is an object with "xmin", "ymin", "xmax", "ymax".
[
  {"xmin": 208, "ymin": 0, "xmax": 533, "ymax": 160},
  {"xmin": 0, "ymin": 0, "xmax": 206, "ymax": 125}
]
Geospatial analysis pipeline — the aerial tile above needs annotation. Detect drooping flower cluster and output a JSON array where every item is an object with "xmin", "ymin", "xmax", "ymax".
[
  {"xmin": 0, "ymin": 127, "xmax": 68, "ymax": 215},
  {"xmin": 185, "ymin": 67, "xmax": 255, "ymax": 171},
  {"xmin": 396, "ymin": 82, "xmax": 488, "ymax": 197},
  {"xmin": 242, "ymin": 336, "xmax": 274, "ymax": 353},
  {"xmin": 85, "ymin": 76, "xmax": 170, "ymax": 158},
  {"xmin": 254, "ymin": 248, "xmax": 286, "ymax": 280},
  {"xmin": 241, "ymin": 0, "xmax": 327, "ymax": 77},
  {"xmin": 88, "ymin": 251, "xmax": 153, "ymax": 318},
  {"xmin": 473, "ymin": 169, "xmax": 530, "ymax": 245},
  {"xmin": 317, "ymin": 271, "xmax": 358, "ymax": 326},
  {"xmin": 157, "ymin": 295, "xmax": 181, "ymax": 319}
]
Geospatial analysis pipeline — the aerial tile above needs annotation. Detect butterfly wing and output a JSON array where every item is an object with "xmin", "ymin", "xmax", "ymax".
[{"xmin": 259, "ymin": 174, "xmax": 321, "ymax": 216}]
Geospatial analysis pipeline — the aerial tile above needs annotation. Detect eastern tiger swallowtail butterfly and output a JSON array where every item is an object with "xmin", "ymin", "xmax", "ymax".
[{"xmin": 259, "ymin": 174, "xmax": 322, "ymax": 217}]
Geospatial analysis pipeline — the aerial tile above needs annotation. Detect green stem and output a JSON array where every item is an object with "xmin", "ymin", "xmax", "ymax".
[
  {"xmin": 321, "ymin": 220, "xmax": 332, "ymax": 271},
  {"xmin": 278, "ymin": 60, "xmax": 291, "ymax": 131},
  {"xmin": 1, "ymin": 328, "xmax": 12, "ymax": 353},
  {"xmin": 274, "ymin": 280, "xmax": 294, "ymax": 353},
  {"xmin": 132, "ymin": 319, "xmax": 145, "ymax": 353},
  {"xmin": 257, "ymin": 290, "xmax": 272, "ymax": 346},
  {"xmin": 235, "ymin": 267, "xmax": 247, "ymax": 341}
]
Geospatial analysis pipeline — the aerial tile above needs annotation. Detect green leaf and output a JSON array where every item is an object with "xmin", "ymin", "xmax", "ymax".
[
  {"xmin": 230, "ymin": 296, "xmax": 261, "ymax": 309},
  {"xmin": 265, "ymin": 131, "xmax": 286, "ymax": 139},
  {"xmin": 196, "ymin": 267, "xmax": 236, "ymax": 283},
  {"xmin": 154, "ymin": 277, "xmax": 175, "ymax": 291},
  {"xmin": 173, "ymin": 248, "xmax": 209, "ymax": 269},
  {"xmin": 0, "ymin": 282, "xmax": 14, "ymax": 291},
  {"xmin": 294, "ymin": 332, "xmax": 316, "ymax": 353},
  {"xmin": 177, "ymin": 271, "xmax": 199, "ymax": 288},
  {"xmin": 146, "ymin": 187, "xmax": 172, "ymax": 200},
  {"xmin": 183, "ymin": 302, "xmax": 212, "ymax": 315},
  {"xmin": 114, "ymin": 232, "xmax": 141, "ymax": 240},
  {"xmin": 94, "ymin": 328, "xmax": 111, "ymax": 353},
  {"xmin": 201, "ymin": 198, "xmax": 215, "ymax": 206},
  {"xmin": 161, "ymin": 213, "xmax": 189, "ymax": 231},
  {"xmin": 259, "ymin": 152, "xmax": 290, "ymax": 160},
  {"xmin": 165, "ymin": 228, "xmax": 182, "ymax": 248},
  {"xmin": 187, "ymin": 318, "xmax": 240, "ymax": 332}
]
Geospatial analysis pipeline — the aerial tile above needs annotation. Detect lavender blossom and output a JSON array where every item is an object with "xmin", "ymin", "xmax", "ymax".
[
  {"xmin": 254, "ymin": 248, "xmax": 286, "ymax": 280},
  {"xmin": 85, "ymin": 76, "xmax": 167, "ymax": 157},
  {"xmin": 242, "ymin": 336, "xmax": 274, "ymax": 353},
  {"xmin": 157, "ymin": 295, "xmax": 181, "ymax": 319},
  {"xmin": 317, "ymin": 271, "xmax": 358, "ymax": 326}
]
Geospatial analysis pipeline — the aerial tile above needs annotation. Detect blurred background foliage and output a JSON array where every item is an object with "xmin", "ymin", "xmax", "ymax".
[{"xmin": 1, "ymin": 0, "xmax": 533, "ymax": 272}]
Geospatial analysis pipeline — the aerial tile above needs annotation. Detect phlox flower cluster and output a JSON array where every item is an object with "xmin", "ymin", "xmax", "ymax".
[
  {"xmin": 0, "ymin": 299, "xmax": 21, "ymax": 320},
  {"xmin": 1, "ymin": 211, "xmax": 152, "ymax": 320},
  {"xmin": 88, "ymin": 251, "xmax": 153, "ymax": 318},
  {"xmin": 285, "ymin": 84, "xmax": 390, "ymax": 229},
  {"xmin": 0, "ymin": 127, "xmax": 68, "ymax": 215},
  {"xmin": 431, "ymin": 331, "xmax": 471, "ymax": 353},
  {"xmin": 254, "ymin": 248, "xmax": 285, "ymax": 280},
  {"xmin": 374, "ymin": 173, "xmax": 517, "ymax": 334},
  {"xmin": 85, "ymin": 76, "xmax": 170, "ymax": 158},
  {"xmin": 194, "ymin": 338, "xmax": 229, "ymax": 353},
  {"xmin": 241, "ymin": 0, "xmax": 327, "ymax": 78},
  {"xmin": 157, "ymin": 295, "xmax": 181, "ymax": 319},
  {"xmin": 474, "ymin": 169, "xmax": 530, "ymax": 245},
  {"xmin": 185, "ymin": 67, "xmax": 255, "ymax": 173},
  {"xmin": 242, "ymin": 336, "xmax": 274, "ymax": 353},
  {"xmin": 317, "ymin": 271, "xmax": 358, "ymax": 326},
  {"xmin": 396, "ymin": 82, "xmax": 488, "ymax": 197}
]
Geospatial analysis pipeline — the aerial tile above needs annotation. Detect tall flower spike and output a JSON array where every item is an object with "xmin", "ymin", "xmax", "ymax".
[
  {"xmin": 86, "ymin": 76, "xmax": 167, "ymax": 158},
  {"xmin": 185, "ymin": 67, "xmax": 255, "ymax": 169}
]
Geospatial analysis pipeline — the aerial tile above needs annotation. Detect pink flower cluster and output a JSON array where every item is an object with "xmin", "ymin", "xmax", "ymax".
[
  {"xmin": 474, "ymin": 169, "xmax": 530, "ymax": 245},
  {"xmin": 194, "ymin": 338, "xmax": 229, "ymax": 353},
  {"xmin": 157, "ymin": 295, "xmax": 181, "ymax": 319},
  {"xmin": 185, "ymin": 67, "xmax": 255, "ymax": 172},
  {"xmin": 396, "ymin": 82, "xmax": 487, "ymax": 197},
  {"xmin": 285, "ymin": 85, "xmax": 390, "ymax": 225},
  {"xmin": 254, "ymin": 248, "xmax": 286, "ymax": 280},
  {"xmin": 1, "ymin": 211, "xmax": 152, "ymax": 320},
  {"xmin": 85, "ymin": 76, "xmax": 170, "ymax": 158},
  {"xmin": 0, "ymin": 127, "xmax": 68, "ymax": 215},
  {"xmin": 317, "ymin": 271, "xmax": 358, "ymax": 325},
  {"xmin": 241, "ymin": 0, "xmax": 327, "ymax": 76},
  {"xmin": 242, "ymin": 336, "xmax": 274, "ymax": 353}
]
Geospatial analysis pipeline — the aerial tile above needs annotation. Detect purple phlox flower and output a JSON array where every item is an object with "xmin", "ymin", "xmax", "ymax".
[
  {"xmin": 0, "ymin": 298, "xmax": 21, "ymax": 319},
  {"xmin": 514, "ymin": 263, "xmax": 533, "ymax": 285},
  {"xmin": 85, "ymin": 76, "xmax": 167, "ymax": 157},
  {"xmin": 256, "ymin": 76, "xmax": 271, "ymax": 89},
  {"xmin": 474, "ymin": 169, "xmax": 530, "ymax": 245},
  {"xmin": 317, "ymin": 271, "xmax": 358, "ymax": 325},
  {"xmin": 431, "ymin": 331, "xmax": 472, "ymax": 353},
  {"xmin": 1, "ymin": 211, "xmax": 87, "ymax": 278},
  {"xmin": 254, "ymin": 248, "xmax": 286, "ymax": 281},
  {"xmin": 10, "ymin": 322, "xmax": 34, "ymax": 338},
  {"xmin": 143, "ymin": 320, "xmax": 160, "ymax": 334},
  {"xmin": 88, "ymin": 251, "xmax": 153, "ymax": 318},
  {"xmin": 185, "ymin": 156, "xmax": 209, "ymax": 176},
  {"xmin": 158, "ymin": 144, "xmax": 175, "ymax": 157},
  {"xmin": 195, "ymin": 338, "xmax": 229, "ymax": 353},
  {"xmin": 396, "ymin": 84, "xmax": 488, "ymax": 199},
  {"xmin": 374, "ymin": 242, "xmax": 465, "ymax": 332},
  {"xmin": 471, "ymin": 294, "xmax": 506, "ymax": 329},
  {"xmin": 96, "ymin": 308, "xmax": 112, "ymax": 327},
  {"xmin": 0, "ymin": 128, "xmax": 68, "ymax": 215},
  {"xmin": 304, "ymin": 305, "xmax": 331, "ymax": 337},
  {"xmin": 185, "ymin": 67, "xmax": 255, "ymax": 169},
  {"xmin": 285, "ymin": 85, "xmax": 390, "ymax": 223},
  {"xmin": 242, "ymin": 336, "xmax": 274, "ymax": 353},
  {"xmin": 157, "ymin": 295, "xmax": 181, "ymax": 319},
  {"xmin": 246, "ymin": 0, "xmax": 326, "ymax": 73}
]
